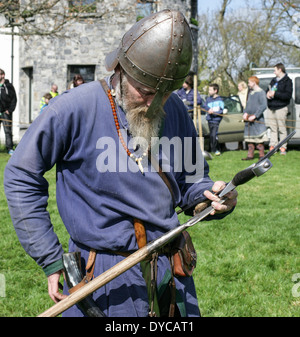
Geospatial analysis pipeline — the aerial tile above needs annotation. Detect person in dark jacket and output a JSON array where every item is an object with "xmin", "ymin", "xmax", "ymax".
[
  {"xmin": 0, "ymin": 68, "xmax": 17, "ymax": 155},
  {"xmin": 176, "ymin": 75, "xmax": 209, "ymax": 119},
  {"xmin": 266, "ymin": 63, "xmax": 293, "ymax": 155}
]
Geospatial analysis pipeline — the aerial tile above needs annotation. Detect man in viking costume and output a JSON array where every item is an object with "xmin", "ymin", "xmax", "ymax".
[{"xmin": 4, "ymin": 10, "xmax": 237, "ymax": 317}]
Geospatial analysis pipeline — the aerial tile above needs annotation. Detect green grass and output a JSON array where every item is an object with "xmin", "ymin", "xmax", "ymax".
[{"xmin": 0, "ymin": 147, "xmax": 299, "ymax": 317}]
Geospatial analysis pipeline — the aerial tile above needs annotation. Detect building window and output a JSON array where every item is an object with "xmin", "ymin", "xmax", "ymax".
[
  {"xmin": 67, "ymin": 65, "xmax": 95, "ymax": 88},
  {"xmin": 68, "ymin": 0, "xmax": 97, "ymax": 13},
  {"xmin": 136, "ymin": 1, "xmax": 158, "ymax": 21}
]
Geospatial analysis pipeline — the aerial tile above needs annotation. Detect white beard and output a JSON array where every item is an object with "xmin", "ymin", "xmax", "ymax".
[{"xmin": 114, "ymin": 75, "xmax": 165, "ymax": 154}]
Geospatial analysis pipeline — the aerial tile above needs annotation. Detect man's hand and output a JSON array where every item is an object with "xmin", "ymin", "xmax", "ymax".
[
  {"xmin": 243, "ymin": 113, "xmax": 255, "ymax": 122},
  {"xmin": 194, "ymin": 181, "xmax": 238, "ymax": 216},
  {"xmin": 248, "ymin": 115, "xmax": 256, "ymax": 122},
  {"xmin": 267, "ymin": 91, "xmax": 275, "ymax": 99},
  {"xmin": 47, "ymin": 270, "xmax": 67, "ymax": 303}
]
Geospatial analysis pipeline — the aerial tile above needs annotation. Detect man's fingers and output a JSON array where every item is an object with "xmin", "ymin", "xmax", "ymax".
[
  {"xmin": 48, "ymin": 270, "xmax": 67, "ymax": 303},
  {"xmin": 226, "ymin": 189, "xmax": 238, "ymax": 200},
  {"xmin": 211, "ymin": 194, "xmax": 237, "ymax": 215},
  {"xmin": 211, "ymin": 181, "xmax": 226, "ymax": 194},
  {"xmin": 49, "ymin": 290, "xmax": 67, "ymax": 303},
  {"xmin": 203, "ymin": 181, "xmax": 238, "ymax": 215}
]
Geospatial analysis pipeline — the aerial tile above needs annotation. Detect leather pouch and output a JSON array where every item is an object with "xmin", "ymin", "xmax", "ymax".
[{"xmin": 171, "ymin": 231, "xmax": 197, "ymax": 277}]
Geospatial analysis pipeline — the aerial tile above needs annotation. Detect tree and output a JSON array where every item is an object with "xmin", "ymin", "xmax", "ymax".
[
  {"xmin": 0, "ymin": 0, "xmax": 125, "ymax": 37},
  {"xmin": 197, "ymin": 0, "xmax": 300, "ymax": 95}
]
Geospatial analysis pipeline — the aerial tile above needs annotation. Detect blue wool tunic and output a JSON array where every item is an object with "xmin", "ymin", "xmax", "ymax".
[{"xmin": 4, "ymin": 79, "xmax": 225, "ymax": 317}]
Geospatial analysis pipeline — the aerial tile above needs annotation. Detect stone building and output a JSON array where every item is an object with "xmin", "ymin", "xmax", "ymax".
[{"xmin": 17, "ymin": 0, "xmax": 195, "ymax": 140}]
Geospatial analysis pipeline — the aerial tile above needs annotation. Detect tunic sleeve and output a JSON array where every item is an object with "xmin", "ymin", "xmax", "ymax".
[
  {"xmin": 254, "ymin": 91, "xmax": 267, "ymax": 119},
  {"xmin": 4, "ymin": 105, "xmax": 66, "ymax": 275}
]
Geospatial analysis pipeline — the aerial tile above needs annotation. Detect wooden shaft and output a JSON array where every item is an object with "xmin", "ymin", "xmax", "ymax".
[
  {"xmin": 38, "ymin": 245, "xmax": 150, "ymax": 317},
  {"xmin": 193, "ymin": 74, "xmax": 197, "ymax": 129},
  {"xmin": 197, "ymin": 106, "xmax": 204, "ymax": 152}
]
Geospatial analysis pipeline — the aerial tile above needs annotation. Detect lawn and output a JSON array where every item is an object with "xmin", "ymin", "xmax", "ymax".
[{"xmin": 0, "ymin": 147, "xmax": 299, "ymax": 317}]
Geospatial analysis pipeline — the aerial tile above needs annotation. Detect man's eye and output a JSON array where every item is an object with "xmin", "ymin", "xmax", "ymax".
[{"xmin": 138, "ymin": 88, "xmax": 155, "ymax": 96}]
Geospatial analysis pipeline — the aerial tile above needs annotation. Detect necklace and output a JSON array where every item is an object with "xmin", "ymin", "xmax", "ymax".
[{"xmin": 107, "ymin": 88, "xmax": 148, "ymax": 174}]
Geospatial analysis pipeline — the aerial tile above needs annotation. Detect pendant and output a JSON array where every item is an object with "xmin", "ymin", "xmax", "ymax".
[{"xmin": 136, "ymin": 157, "xmax": 144, "ymax": 174}]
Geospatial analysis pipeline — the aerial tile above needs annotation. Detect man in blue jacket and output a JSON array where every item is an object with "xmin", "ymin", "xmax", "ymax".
[
  {"xmin": 4, "ymin": 10, "xmax": 237, "ymax": 317},
  {"xmin": 205, "ymin": 83, "xmax": 224, "ymax": 156},
  {"xmin": 176, "ymin": 74, "xmax": 210, "ymax": 119}
]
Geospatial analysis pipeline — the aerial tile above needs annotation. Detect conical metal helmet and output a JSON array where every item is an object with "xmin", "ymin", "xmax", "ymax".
[{"xmin": 105, "ymin": 9, "xmax": 193, "ymax": 116}]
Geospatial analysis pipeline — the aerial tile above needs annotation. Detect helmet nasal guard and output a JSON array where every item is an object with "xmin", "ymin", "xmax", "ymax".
[{"xmin": 105, "ymin": 9, "xmax": 193, "ymax": 117}]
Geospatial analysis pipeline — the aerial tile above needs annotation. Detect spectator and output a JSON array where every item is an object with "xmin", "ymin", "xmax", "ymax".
[
  {"xmin": 40, "ymin": 93, "xmax": 53, "ymax": 114},
  {"xmin": 0, "ymin": 68, "xmax": 17, "ymax": 155},
  {"xmin": 176, "ymin": 75, "xmax": 209, "ymax": 119},
  {"xmin": 265, "ymin": 63, "xmax": 293, "ymax": 155},
  {"xmin": 40, "ymin": 84, "xmax": 59, "ymax": 109},
  {"xmin": 205, "ymin": 83, "xmax": 224, "ymax": 156},
  {"xmin": 73, "ymin": 74, "xmax": 85, "ymax": 88},
  {"xmin": 237, "ymin": 81, "xmax": 248, "ymax": 110},
  {"xmin": 50, "ymin": 84, "xmax": 59, "ymax": 98},
  {"xmin": 242, "ymin": 76, "xmax": 268, "ymax": 160}
]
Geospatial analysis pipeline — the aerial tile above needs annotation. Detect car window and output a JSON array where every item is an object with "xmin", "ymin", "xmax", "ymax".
[{"xmin": 221, "ymin": 95, "xmax": 242, "ymax": 114}]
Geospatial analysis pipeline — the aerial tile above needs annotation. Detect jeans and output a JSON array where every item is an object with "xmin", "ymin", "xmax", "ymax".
[
  {"xmin": 0, "ymin": 112, "xmax": 13, "ymax": 151},
  {"xmin": 208, "ymin": 123, "xmax": 219, "ymax": 153}
]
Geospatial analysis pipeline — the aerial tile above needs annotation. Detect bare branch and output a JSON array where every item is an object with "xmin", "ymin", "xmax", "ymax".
[{"xmin": 0, "ymin": 0, "xmax": 124, "ymax": 38}]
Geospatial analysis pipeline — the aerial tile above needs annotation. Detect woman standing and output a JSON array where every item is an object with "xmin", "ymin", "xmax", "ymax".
[
  {"xmin": 242, "ymin": 76, "xmax": 268, "ymax": 160},
  {"xmin": 237, "ymin": 81, "xmax": 249, "ymax": 110}
]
